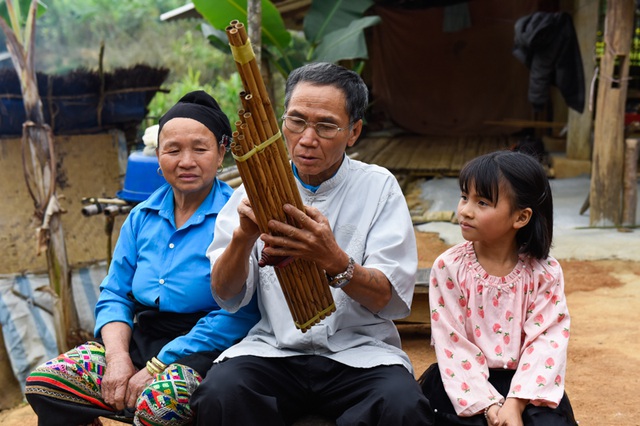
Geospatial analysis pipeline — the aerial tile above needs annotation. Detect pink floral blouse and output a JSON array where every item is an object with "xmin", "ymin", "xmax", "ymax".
[{"xmin": 429, "ymin": 241, "xmax": 570, "ymax": 416}]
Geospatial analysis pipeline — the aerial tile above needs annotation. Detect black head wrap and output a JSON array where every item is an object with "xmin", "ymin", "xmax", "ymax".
[{"xmin": 158, "ymin": 90, "xmax": 232, "ymax": 148}]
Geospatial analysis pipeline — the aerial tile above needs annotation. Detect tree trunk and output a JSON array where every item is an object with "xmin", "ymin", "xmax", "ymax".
[
  {"xmin": 247, "ymin": 0, "xmax": 261, "ymax": 64},
  {"xmin": 1, "ymin": 0, "xmax": 83, "ymax": 353},
  {"xmin": 590, "ymin": 0, "xmax": 635, "ymax": 226},
  {"xmin": 247, "ymin": 0, "xmax": 277, "ymax": 108}
]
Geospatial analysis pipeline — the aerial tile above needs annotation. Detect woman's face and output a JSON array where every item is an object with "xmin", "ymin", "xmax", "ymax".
[{"xmin": 157, "ymin": 117, "xmax": 225, "ymax": 199}]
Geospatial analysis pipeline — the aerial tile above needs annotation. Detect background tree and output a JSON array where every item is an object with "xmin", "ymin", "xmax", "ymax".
[{"xmin": 0, "ymin": 0, "xmax": 84, "ymax": 352}]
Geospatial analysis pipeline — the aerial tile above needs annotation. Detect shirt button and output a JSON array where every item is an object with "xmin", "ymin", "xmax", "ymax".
[
  {"xmin": 509, "ymin": 283, "xmax": 514, "ymax": 288},
  {"xmin": 169, "ymin": 243, "xmax": 175, "ymax": 249},
  {"xmin": 159, "ymin": 279, "xmax": 165, "ymax": 285},
  {"xmin": 503, "ymin": 364, "xmax": 508, "ymax": 369}
]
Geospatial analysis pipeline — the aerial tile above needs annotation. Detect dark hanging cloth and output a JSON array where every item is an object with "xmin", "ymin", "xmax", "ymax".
[{"xmin": 513, "ymin": 11, "xmax": 585, "ymax": 113}]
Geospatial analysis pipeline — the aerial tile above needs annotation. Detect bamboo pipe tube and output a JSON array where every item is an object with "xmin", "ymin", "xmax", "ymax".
[
  {"xmin": 226, "ymin": 19, "xmax": 335, "ymax": 331},
  {"xmin": 244, "ymin": 93, "xmax": 303, "ymax": 211}
]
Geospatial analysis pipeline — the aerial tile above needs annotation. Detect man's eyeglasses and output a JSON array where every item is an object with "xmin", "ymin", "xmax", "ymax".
[{"xmin": 281, "ymin": 115, "xmax": 348, "ymax": 139}]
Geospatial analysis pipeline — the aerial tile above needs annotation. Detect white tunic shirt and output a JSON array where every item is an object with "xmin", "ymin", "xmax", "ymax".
[{"xmin": 206, "ymin": 156, "xmax": 418, "ymax": 372}]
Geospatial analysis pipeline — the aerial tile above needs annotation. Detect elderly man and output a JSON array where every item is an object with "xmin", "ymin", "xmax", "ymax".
[{"xmin": 191, "ymin": 62, "xmax": 433, "ymax": 426}]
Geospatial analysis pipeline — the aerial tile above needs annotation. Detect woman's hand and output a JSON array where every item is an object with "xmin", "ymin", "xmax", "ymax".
[
  {"xmin": 101, "ymin": 352, "xmax": 136, "ymax": 411},
  {"xmin": 124, "ymin": 368, "xmax": 155, "ymax": 408}
]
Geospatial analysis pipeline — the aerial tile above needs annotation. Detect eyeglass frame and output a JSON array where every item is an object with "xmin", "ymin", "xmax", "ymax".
[{"xmin": 281, "ymin": 115, "xmax": 352, "ymax": 139}]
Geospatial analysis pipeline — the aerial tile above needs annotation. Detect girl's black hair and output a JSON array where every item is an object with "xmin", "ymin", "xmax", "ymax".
[{"xmin": 458, "ymin": 150, "xmax": 554, "ymax": 259}]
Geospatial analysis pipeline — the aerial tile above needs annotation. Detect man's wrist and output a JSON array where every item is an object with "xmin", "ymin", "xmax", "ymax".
[{"xmin": 326, "ymin": 256, "xmax": 355, "ymax": 288}]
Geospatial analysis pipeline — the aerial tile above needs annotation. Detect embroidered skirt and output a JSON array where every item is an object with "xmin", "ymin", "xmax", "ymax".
[{"xmin": 25, "ymin": 310, "xmax": 219, "ymax": 426}]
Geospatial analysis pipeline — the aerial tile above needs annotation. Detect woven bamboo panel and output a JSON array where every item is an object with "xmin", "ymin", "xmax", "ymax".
[
  {"xmin": 349, "ymin": 134, "xmax": 513, "ymax": 177},
  {"xmin": 0, "ymin": 133, "xmax": 124, "ymax": 274}
]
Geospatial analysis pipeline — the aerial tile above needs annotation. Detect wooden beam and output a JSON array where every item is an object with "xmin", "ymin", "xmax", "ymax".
[
  {"xmin": 484, "ymin": 119, "xmax": 567, "ymax": 128},
  {"xmin": 590, "ymin": 0, "xmax": 635, "ymax": 226},
  {"xmin": 566, "ymin": 0, "xmax": 599, "ymax": 161}
]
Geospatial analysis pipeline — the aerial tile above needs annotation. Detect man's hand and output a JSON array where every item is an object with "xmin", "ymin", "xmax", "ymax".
[
  {"xmin": 262, "ymin": 203, "xmax": 392, "ymax": 312},
  {"xmin": 236, "ymin": 197, "xmax": 261, "ymax": 242},
  {"xmin": 261, "ymin": 204, "xmax": 345, "ymax": 274}
]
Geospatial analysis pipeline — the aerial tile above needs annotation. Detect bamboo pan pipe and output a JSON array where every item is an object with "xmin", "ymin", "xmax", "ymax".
[{"xmin": 226, "ymin": 20, "xmax": 335, "ymax": 332}]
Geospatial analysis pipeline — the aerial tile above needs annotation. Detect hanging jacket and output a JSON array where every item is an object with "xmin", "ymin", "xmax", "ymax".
[{"xmin": 513, "ymin": 11, "xmax": 585, "ymax": 113}]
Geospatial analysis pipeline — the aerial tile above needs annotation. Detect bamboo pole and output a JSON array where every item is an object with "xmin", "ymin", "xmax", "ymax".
[{"xmin": 226, "ymin": 20, "xmax": 334, "ymax": 331}]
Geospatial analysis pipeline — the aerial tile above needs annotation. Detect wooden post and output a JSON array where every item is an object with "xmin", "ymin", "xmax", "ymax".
[
  {"xmin": 622, "ymin": 138, "xmax": 639, "ymax": 227},
  {"xmin": 590, "ymin": 0, "xmax": 635, "ymax": 226},
  {"xmin": 566, "ymin": 0, "xmax": 599, "ymax": 161}
]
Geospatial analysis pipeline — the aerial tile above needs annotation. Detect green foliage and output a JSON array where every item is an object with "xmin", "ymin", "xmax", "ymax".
[
  {"xmin": 311, "ymin": 16, "xmax": 380, "ymax": 64},
  {"xmin": 303, "ymin": 0, "xmax": 374, "ymax": 45},
  {"xmin": 146, "ymin": 67, "xmax": 245, "ymax": 128},
  {"xmin": 193, "ymin": 0, "xmax": 291, "ymax": 51},
  {"xmin": 0, "ymin": 0, "xmax": 47, "ymax": 31},
  {"xmin": 21, "ymin": 0, "xmax": 235, "ymax": 82},
  {"xmin": 303, "ymin": 0, "xmax": 380, "ymax": 63},
  {"xmin": 192, "ymin": 0, "xmax": 380, "ymax": 78}
]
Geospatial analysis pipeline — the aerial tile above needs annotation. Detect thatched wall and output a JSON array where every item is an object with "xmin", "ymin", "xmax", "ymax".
[{"xmin": 0, "ymin": 131, "xmax": 126, "ymax": 274}]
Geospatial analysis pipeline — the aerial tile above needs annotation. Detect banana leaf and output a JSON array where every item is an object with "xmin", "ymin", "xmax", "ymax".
[
  {"xmin": 192, "ymin": 0, "xmax": 291, "ymax": 55},
  {"xmin": 303, "ymin": 0, "xmax": 375, "ymax": 45},
  {"xmin": 311, "ymin": 15, "xmax": 380, "ymax": 63}
]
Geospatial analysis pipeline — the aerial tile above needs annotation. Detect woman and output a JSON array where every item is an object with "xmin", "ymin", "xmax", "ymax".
[{"xmin": 25, "ymin": 91, "xmax": 260, "ymax": 426}]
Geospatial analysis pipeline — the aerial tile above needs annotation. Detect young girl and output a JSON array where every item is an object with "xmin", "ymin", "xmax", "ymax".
[{"xmin": 419, "ymin": 151, "xmax": 577, "ymax": 426}]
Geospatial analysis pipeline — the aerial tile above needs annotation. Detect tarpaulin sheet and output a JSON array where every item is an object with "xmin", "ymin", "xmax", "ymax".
[{"xmin": 0, "ymin": 262, "xmax": 106, "ymax": 391}]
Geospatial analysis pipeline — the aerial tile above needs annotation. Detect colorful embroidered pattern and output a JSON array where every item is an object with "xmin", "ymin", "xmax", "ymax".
[
  {"xmin": 25, "ymin": 341, "xmax": 110, "ymax": 410},
  {"xmin": 134, "ymin": 364, "xmax": 202, "ymax": 426},
  {"xmin": 25, "ymin": 342, "xmax": 202, "ymax": 425}
]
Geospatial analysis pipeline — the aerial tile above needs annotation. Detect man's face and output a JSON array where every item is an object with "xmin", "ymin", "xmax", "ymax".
[{"xmin": 283, "ymin": 82, "xmax": 361, "ymax": 186}]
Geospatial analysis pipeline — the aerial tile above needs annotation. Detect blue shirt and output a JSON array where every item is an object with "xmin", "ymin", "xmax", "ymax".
[{"xmin": 94, "ymin": 179, "xmax": 259, "ymax": 364}]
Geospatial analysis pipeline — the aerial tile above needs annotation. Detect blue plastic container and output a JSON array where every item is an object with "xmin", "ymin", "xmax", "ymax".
[{"xmin": 116, "ymin": 151, "xmax": 167, "ymax": 202}]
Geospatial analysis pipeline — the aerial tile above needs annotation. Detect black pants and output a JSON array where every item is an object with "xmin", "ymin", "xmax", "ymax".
[
  {"xmin": 191, "ymin": 355, "xmax": 434, "ymax": 426},
  {"xmin": 419, "ymin": 363, "xmax": 577, "ymax": 426}
]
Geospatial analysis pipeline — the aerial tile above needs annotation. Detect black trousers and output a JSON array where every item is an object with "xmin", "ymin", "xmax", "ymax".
[
  {"xmin": 191, "ymin": 355, "xmax": 434, "ymax": 426},
  {"xmin": 419, "ymin": 363, "xmax": 578, "ymax": 426}
]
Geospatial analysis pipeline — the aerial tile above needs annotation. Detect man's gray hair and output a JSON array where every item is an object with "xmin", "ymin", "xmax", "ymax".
[{"xmin": 284, "ymin": 62, "xmax": 369, "ymax": 124}]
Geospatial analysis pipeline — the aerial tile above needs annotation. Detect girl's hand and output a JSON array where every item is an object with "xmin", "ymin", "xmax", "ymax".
[
  {"xmin": 485, "ymin": 403, "xmax": 501, "ymax": 426},
  {"xmin": 495, "ymin": 397, "xmax": 527, "ymax": 426}
]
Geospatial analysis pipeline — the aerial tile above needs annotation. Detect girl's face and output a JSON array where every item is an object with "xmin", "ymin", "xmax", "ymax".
[{"xmin": 457, "ymin": 180, "xmax": 529, "ymax": 247}]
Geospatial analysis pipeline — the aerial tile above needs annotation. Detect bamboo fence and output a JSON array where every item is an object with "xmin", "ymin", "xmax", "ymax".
[{"xmin": 226, "ymin": 20, "xmax": 335, "ymax": 332}]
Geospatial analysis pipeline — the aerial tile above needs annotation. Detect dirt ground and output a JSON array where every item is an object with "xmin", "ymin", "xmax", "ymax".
[{"xmin": 1, "ymin": 231, "xmax": 639, "ymax": 426}]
